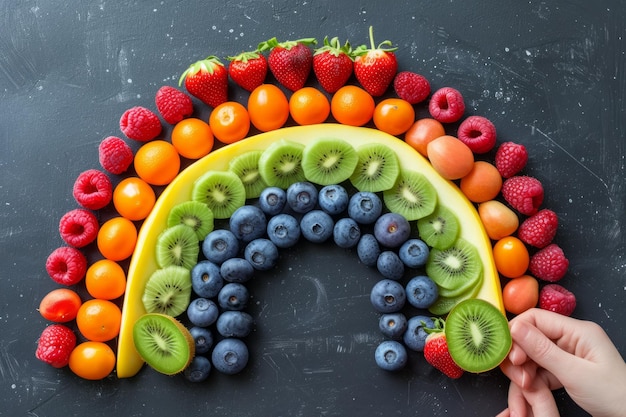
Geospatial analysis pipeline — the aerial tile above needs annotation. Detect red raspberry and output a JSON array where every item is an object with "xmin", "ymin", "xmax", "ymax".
[
  {"xmin": 98, "ymin": 136, "xmax": 134, "ymax": 175},
  {"xmin": 119, "ymin": 106, "xmax": 162, "ymax": 141},
  {"xmin": 35, "ymin": 324, "xmax": 76, "ymax": 368},
  {"xmin": 58, "ymin": 208, "xmax": 99, "ymax": 248},
  {"xmin": 456, "ymin": 115, "xmax": 497, "ymax": 154},
  {"xmin": 393, "ymin": 71, "xmax": 431, "ymax": 104},
  {"xmin": 72, "ymin": 169, "xmax": 112, "ymax": 210},
  {"xmin": 530, "ymin": 243, "xmax": 569, "ymax": 282},
  {"xmin": 428, "ymin": 87, "xmax": 465, "ymax": 123},
  {"xmin": 518, "ymin": 209, "xmax": 558, "ymax": 248},
  {"xmin": 501, "ymin": 175, "xmax": 544, "ymax": 216},
  {"xmin": 495, "ymin": 141, "xmax": 528, "ymax": 178},
  {"xmin": 45, "ymin": 246, "xmax": 87, "ymax": 285},
  {"xmin": 539, "ymin": 284, "xmax": 576, "ymax": 316},
  {"xmin": 155, "ymin": 86, "xmax": 193, "ymax": 124}
]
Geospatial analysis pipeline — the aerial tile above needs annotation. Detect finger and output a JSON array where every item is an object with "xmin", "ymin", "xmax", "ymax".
[
  {"xmin": 508, "ymin": 341, "xmax": 528, "ymax": 366},
  {"xmin": 522, "ymin": 375, "xmax": 561, "ymax": 417},
  {"xmin": 511, "ymin": 308, "xmax": 588, "ymax": 346},
  {"xmin": 495, "ymin": 408, "xmax": 510, "ymax": 417},
  {"xmin": 500, "ymin": 358, "xmax": 536, "ymax": 389},
  {"xmin": 506, "ymin": 381, "xmax": 531, "ymax": 417}
]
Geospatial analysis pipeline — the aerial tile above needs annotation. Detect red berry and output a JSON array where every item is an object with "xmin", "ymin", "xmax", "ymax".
[
  {"xmin": 119, "ymin": 106, "xmax": 162, "ymax": 142},
  {"xmin": 428, "ymin": 87, "xmax": 465, "ymax": 123},
  {"xmin": 495, "ymin": 141, "xmax": 528, "ymax": 178},
  {"xmin": 423, "ymin": 330, "xmax": 464, "ymax": 379},
  {"xmin": 501, "ymin": 175, "xmax": 544, "ymax": 216},
  {"xmin": 45, "ymin": 246, "xmax": 87, "ymax": 285},
  {"xmin": 58, "ymin": 208, "xmax": 99, "ymax": 248},
  {"xmin": 313, "ymin": 36, "xmax": 354, "ymax": 94},
  {"xmin": 227, "ymin": 51, "xmax": 268, "ymax": 92},
  {"xmin": 260, "ymin": 37, "xmax": 317, "ymax": 92},
  {"xmin": 72, "ymin": 169, "xmax": 112, "ymax": 210},
  {"xmin": 179, "ymin": 56, "xmax": 229, "ymax": 108},
  {"xmin": 530, "ymin": 243, "xmax": 569, "ymax": 282},
  {"xmin": 393, "ymin": 71, "xmax": 430, "ymax": 104},
  {"xmin": 518, "ymin": 209, "xmax": 558, "ymax": 248},
  {"xmin": 155, "ymin": 86, "xmax": 193, "ymax": 124},
  {"xmin": 457, "ymin": 115, "xmax": 497, "ymax": 154},
  {"xmin": 98, "ymin": 136, "xmax": 134, "ymax": 175},
  {"xmin": 353, "ymin": 27, "xmax": 398, "ymax": 97},
  {"xmin": 539, "ymin": 284, "xmax": 576, "ymax": 316},
  {"xmin": 35, "ymin": 324, "xmax": 76, "ymax": 368}
]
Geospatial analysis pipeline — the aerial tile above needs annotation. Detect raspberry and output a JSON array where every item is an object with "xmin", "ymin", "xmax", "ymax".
[
  {"xmin": 428, "ymin": 87, "xmax": 465, "ymax": 123},
  {"xmin": 495, "ymin": 141, "xmax": 528, "ymax": 178},
  {"xmin": 35, "ymin": 324, "xmax": 76, "ymax": 368},
  {"xmin": 99, "ymin": 136, "xmax": 134, "ymax": 175},
  {"xmin": 58, "ymin": 208, "xmax": 99, "ymax": 248},
  {"xmin": 518, "ymin": 209, "xmax": 558, "ymax": 248},
  {"xmin": 393, "ymin": 71, "xmax": 431, "ymax": 104},
  {"xmin": 119, "ymin": 106, "xmax": 162, "ymax": 142},
  {"xmin": 539, "ymin": 284, "xmax": 576, "ymax": 316},
  {"xmin": 457, "ymin": 115, "xmax": 497, "ymax": 154},
  {"xmin": 45, "ymin": 246, "xmax": 87, "ymax": 285},
  {"xmin": 72, "ymin": 169, "xmax": 112, "ymax": 210},
  {"xmin": 155, "ymin": 86, "xmax": 193, "ymax": 124},
  {"xmin": 501, "ymin": 175, "xmax": 544, "ymax": 216},
  {"xmin": 530, "ymin": 243, "xmax": 569, "ymax": 282}
]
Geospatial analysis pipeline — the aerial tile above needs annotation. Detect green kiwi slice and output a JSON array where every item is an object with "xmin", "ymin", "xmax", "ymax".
[
  {"xmin": 445, "ymin": 299, "xmax": 512, "ymax": 373},
  {"xmin": 191, "ymin": 170, "xmax": 246, "ymax": 219},
  {"xmin": 301, "ymin": 137, "xmax": 358, "ymax": 186},
  {"xmin": 142, "ymin": 266, "xmax": 192, "ymax": 317},
  {"xmin": 426, "ymin": 238, "xmax": 482, "ymax": 292},
  {"xmin": 417, "ymin": 204, "xmax": 460, "ymax": 250},
  {"xmin": 229, "ymin": 150, "xmax": 268, "ymax": 199},
  {"xmin": 155, "ymin": 224, "xmax": 200, "ymax": 270},
  {"xmin": 132, "ymin": 313, "xmax": 195, "ymax": 375},
  {"xmin": 167, "ymin": 201, "xmax": 214, "ymax": 241},
  {"xmin": 349, "ymin": 142, "xmax": 400, "ymax": 192},
  {"xmin": 383, "ymin": 169, "xmax": 437, "ymax": 221},
  {"xmin": 258, "ymin": 139, "xmax": 306, "ymax": 189}
]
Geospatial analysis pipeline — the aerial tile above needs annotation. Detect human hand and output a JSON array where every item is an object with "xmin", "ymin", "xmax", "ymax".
[{"xmin": 496, "ymin": 308, "xmax": 626, "ymax": 417}]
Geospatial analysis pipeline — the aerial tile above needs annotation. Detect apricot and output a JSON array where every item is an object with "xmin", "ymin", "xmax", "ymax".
[
  {"xmin": 478, "ymin": 200, "xmax": 519, "ymax": 240},
  {"xmin": 460, "ymin": 161, "xmax": 503, "ymax": 203},
  {"xmin": 502, "ymin": 275, "xmax": 539, "ymax": 315},
  {"xmin": 426, "ymin": 135, "xmax": 474, "ymax": 180},
  {"xmin": 404, "ymin": 118, "xmax": 445, "ymax": 157}
]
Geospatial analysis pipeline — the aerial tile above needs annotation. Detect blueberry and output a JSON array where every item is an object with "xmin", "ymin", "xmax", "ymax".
[
  {"xmin": 300, "ymin": 210, "xmax": 334, "ymax": 243},
  {"xmin": 376, "ymin": 251, "xmax": 405, "ymax": 280},
  {"xmin": 216, "ymin": 310, "xmax": 254, "ymax": 338},
  {"xmin": 211, "ymin": 338, "xmax": 249, "ymax": 375},
  {"xmin": 318, "ymin": 184, "xmax": 349, "ymax": 215},
  {"xmin": 286, "ymin": 181, "xmax": 318, "ymax": 214},
  {"xmin": 187, "ymin": 297, "xmax": 219, "ymax": 327},
  {"xmin": 348, "ymin": 191, "xmax": 383, "ymax": 224},
  {"xmin": 202, "ymin": 229, "xmax": 239, "ymax": 264},
  {"xmin": 403, "ymin": 315, "xmax": 434, "ymax": 352},
  {"xmin": 405, "ymin": 275, "xmax": 439, "ymax": 309},
  {"xmin": 244, "ymin": 238, "xmax": 279, "ymax": 271},
  {"xmin": 191, "ymin": 260, "xmax": 224, "ymax": 298},
  {"xmin": 183, "ymin": 355, "xmax": 211, "ymax": 382},
  {"xmin": 218, "ymin": 282, "xmax": 249, "ymax": 311},
  {"xmin": 357, "ymin": 234, "xmax": 381, "ymax": 267},
  {"xmin": 398, "ymin": 238, "xmax": 430, "ymax": 268},
  {"xmin": 370, "ymin": 279, "xmax": 406, "ymax": 313},
  {"xmin": 374, "ymin": 340, "xmax": 408, "ymax": 371},
  {"xmin": 267, "ymin": 213, "xmax": 301, "ymax": 248},
  {"xmin": 229, "ymin": 205, "xmax": 267, "ymax": 243},
  {"xmin": 189, "ymin": 326, "xmax": 214, "ymax": 354},
  {"xmin": 258, "ymin": 186, "xmax": 286, "ymax": 216},
  {"xmin": 374, "ymin": 212, "xmax": 411, "ymax": 248},
  {"xmin": 333, "ymin": 217, "xmax": 361, "ymax": 248},
  {"xmin": 220, "ymin": 257, "xmax": 254, "ymax": 283},
  {"xmin": 378, "ymin": 313, "xmax": 408, "ymax": 340}
]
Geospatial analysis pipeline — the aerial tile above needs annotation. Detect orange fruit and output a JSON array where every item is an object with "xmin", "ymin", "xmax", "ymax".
[
  {"xmin": 97, "ymin": 216, "xmax": 137, "ymax": 261},
  {"xmin": 372, "ymin": 98, "xmax": 415, "ymax": 135},
  {"xmin": 85, "ymin": 259, "xmax": 127, "ymax": 300},
  {"xmin": 69, "ymin": 341, "xmax": 116, "ymax": 380},
  {"xmin": 478, "ymin": 200, "xmax": 520, "ymax": 240},
  {"xmin": 133, "ymin": 140, "xmax": 180, "ymax": 186},
  {"xmin": 171, "ymin": 118, "xmax": 214, "ymax": 159},
  {"xmin": 426, "ymin": 135, "xmax": 474, "ymax": 180},
  {"xmin": 112, "ymin": 177, "xmax": 156, "ymax": 221},
  {"xmin": 248, "ymin": 84, "xmax": 289, "ymax": 132},
  {"xmin": 76, "ymin": 299, "xmax": 122, "ymax": 342},
  {"xmin": 404, "ymin": 118, "xmax": 446, "ymax": 156},
  {"xmin": 289, "ymin": 87, "xmax": 330, "ymax": 125},
  {"xmin": 209, "ymin": 101, "xmax": 250, "ymax": 144},
  {"xmin": 39, "ymin": 288, "xmax": 82, "ymax": 323},
  {"xmin": 502, "ymin": 275, "xmax": 539, "ymax": 315},
  {"xmin": 330, "ymin": 85, "xmax": 375, "ymax": 127},
  {"xmin": 459, "ymin": 161, "xmax": 503, "ymax": 203},
  {"xmin": 493, "ymin": 236, "xmax": 530, "ymax": 279}
]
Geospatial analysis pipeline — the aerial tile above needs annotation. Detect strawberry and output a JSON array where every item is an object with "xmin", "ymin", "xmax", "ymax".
[
  {"xmin": 518, "ymin": 208, "xmax": 558, "ymax": 248},
  {"xmin": 258, "ymin": 37, "xmax": 317, "ymax": 91},
  {"xmin": 423, "ymin": 319, "xmax": 464, "ymax": 379},
  {"xmin": 353, "ymin": 26, "xmax": 398, "ymax": 97},
  {"xmin": 179, "ymin": 56, "xmax": 228, "ymax": 108},
  {"xmin": 227, "ymin": 51, "xmax": 268, "ymax": 92},
  {"xmin": 312, "ymin": 36, "xmax": 354, "ymax": 94}
]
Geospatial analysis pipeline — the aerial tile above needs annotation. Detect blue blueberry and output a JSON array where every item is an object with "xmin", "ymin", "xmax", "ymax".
[
  {"xmin": 218, "ymin": 282, "xmax": 249, "ymax": 311},
  {"xmin": 370, "ymin": 279, "xmax": 406, "ymax": 313},
  {"xmin": 183, "ymin": 355, "xmax": 211, "ymax": 382},
  {"xmin": 374, "ymin": 340, "xmax": 408, "ymax": 371},
  {"xmin": 202, "ymin": 229, "xmax": 239, "ymax": 264},
  {"xmin": 378, "ymin": 313, "xmax": 408, "ymax": 340},
  {"xmin": 398, "ymin": 238, "xmax": 430, "ymax": 269},
  {"xmin": 357, "ymin": 234, "xmax": 381, "ymax": 267},
  {"xmin": 191, "ymin": 261, "xmax": 223, "ymax": 298},
  {"xmin": 286, "ymin": 181, "xmax": 318, "ymax": 214},
  {"xmin": 300, "ymin": 210, "xmax": 334, "ymax": 243},
  {"xmin": 376, "ymin": 251, "xmax": 405, "ymax": 280},
  {"xmin": 405, "ymin": 275, "xmax": 439, "ymax": 309},
  {"xmin": 189, "ymin": 326, "xmax": 214, "ymax": 355},
  {"xmin": 318, "ymin": 184, "xmax": 349, "ymax": 215},
  {"xmin": 220, "ymin": 257, "xmax": 254, "ymax": 283},
  {"xmin": 186, "ymin": 297, "xmax": 219, "ymax": 327},
  {"xmin": 229, "ymin": 205, "xmax": 267, "ymax": 243},
  {"xmin": 348, "ymin": 191, "xmax": 383, "ymax": 224},
  {"xmin": 258, "ymin": 186, "xmax": 286, "ymax": 216},
  {"xmin": 244, "ymin": 238, "xmax": 279, "ymax": 271},
  {"xmin": 216, "ymin": 310, "xmax": 254, "ymax": 338},
  {"xmin": 333, "ymin": 217, "xmax": 361, "ymax": 248},
  {"xmin": 211, "ymin": 338, "xmax": 249, "ymax": 375},
  {"xmin": 267, "ymin": 213, "xmax": 301, "ymax": 248},
  {"xmin": 403, "ymin": 315, "xmax": 434, "ymax": 352},
  {"xmin": 374, "ymin": 212, "xmax": 411, "ymax": 248}
]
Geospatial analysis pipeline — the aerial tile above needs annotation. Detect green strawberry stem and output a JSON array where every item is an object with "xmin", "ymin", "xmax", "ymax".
[
  {"xmin": 353, "ymin": 26, "xmax": 397, "ymax": 56},
  {"xmin": 314, "ymin": 36, "xmax": 354, "ymax": 58},
  {"xmin": 178, "ymin": 55, "xmax": 224, "ymax": 86},
  {"xmin": 424, "ymin": 317, "xmax": 445, "ymax": 335},
  {"xmin": 226, "ymin": 50, "xmax": 262, "ymax": 63},
  {"xmin": 258, "ymin": 37, "xmax": 317, "ymax": 51}
]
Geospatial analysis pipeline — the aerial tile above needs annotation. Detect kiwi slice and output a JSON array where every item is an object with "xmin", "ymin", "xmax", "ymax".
[
  {"xmin": 349, "ymin": 142, "xmax": 400, "ymax": 192},
  {"xmin": 133, "ymin": 313, "xmax": 195, "ymax": 375},
  {"xmin": 258, "ymin": 139, "xmax": 306, "ymax": 189},
  {"xmin": 417, "ymin": 204, "xmax": 460, "ymax": 250},
  {"xmin": 167, "ymin": 201, "xmax": 214, "ymax": 241},
  {"xmin": 142, "ymin": 266, "xmax": 192, "ymax": 317},
  {"xmin": 445, "ymin": 299, "xmax": 512, "ymax": 373},
  {"xmin": 383, "ymin": 170, "xmax": 437, "ymax": 221},
  {"xmin": 426, "ymin": 238, "xmax": 482, "ymax": 292},
  {"xmin": 437, "ymin": 267, "xmax": 483, "ymax": 300},
  {"xmin": 155, "ymin": 224, "xmax": 200, "ymax": 270},
  {"xmin": 301, "ymin": 137, "xmax": 358, "ymax": 186},
  {"xmin": 229, "ymin": 150, "xmax": 268, "ymax": 199},
  {"xmin": 191, "ymin": 170, "xmax": 246, "ymax": 219}
]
